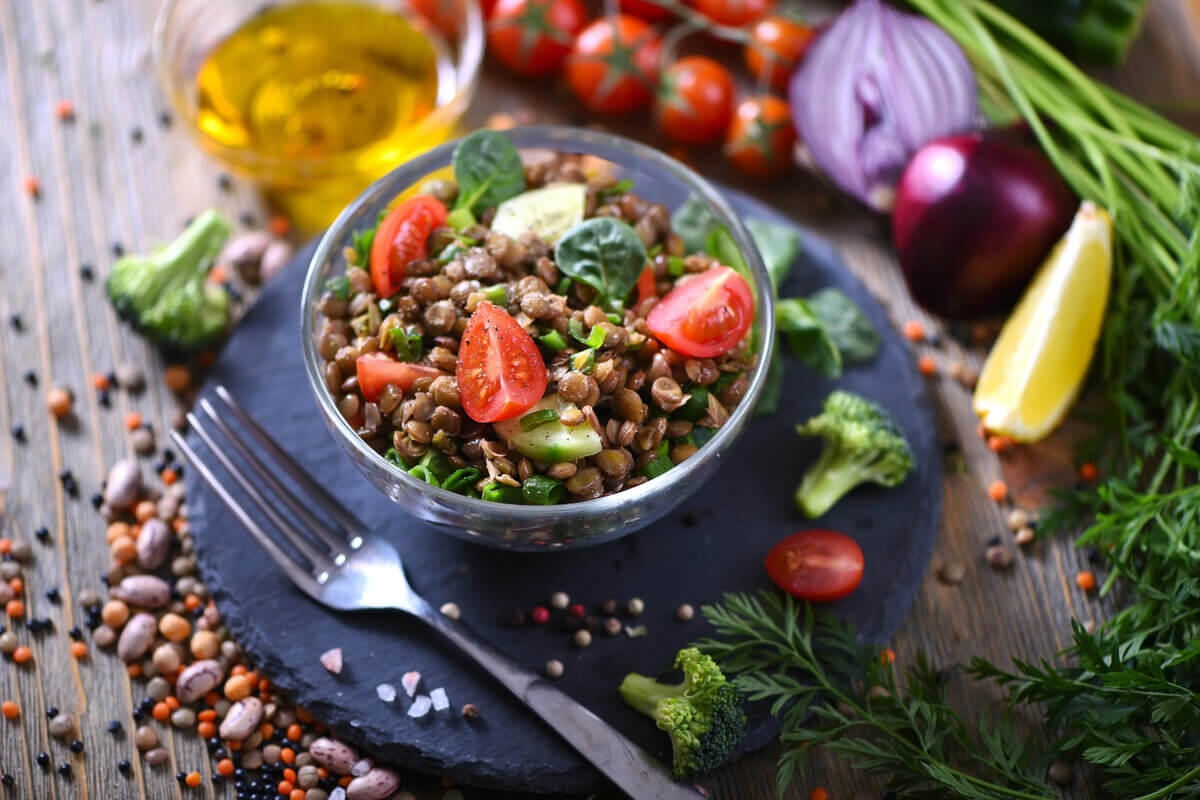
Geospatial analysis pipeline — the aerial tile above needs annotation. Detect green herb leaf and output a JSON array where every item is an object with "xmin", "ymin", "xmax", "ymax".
[
  {"xmin": 452, "ymin": 129, "xmax": 526, "ymax": 214},
  {"xmin": 324, "ymin": 276, "xmax": 351, "ymax": 301},
  {"xmin": 389, "ymin": 327, "xmax": 424, "ymax": 362},
  {"xmin": 746, "ymin": 219, "xmax": 800, "ymax": 293},
  {"xmin": 776, "ymin": 298, "xmax": 842, "ymax": 378},
  {"xmin": 521, "ymin": 474, "xmax": 564, "ymax": 505},
  {"xmin": 706, "ymin": 227, "xmax": 749, "ymax": 277},
  {"xmin": 672, "ymin": 193, "xmax": 722, "ymax": 254},
  {"xmin": 555, "ymin": 217, "xmax": 648, "ymax": 310},
  {"xmin": 597, "ymin": 177, "xmax": 635, "ymax": 199},
  {"xmin": 350, "ymin": 225, "xmax": 376, "ymax": 268},
  {"xmin": 807, "ymin": 288, "xmax": 879, "ymax": 364}
]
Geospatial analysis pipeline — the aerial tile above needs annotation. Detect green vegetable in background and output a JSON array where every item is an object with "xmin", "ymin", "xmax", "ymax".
[
  {"xmin": 672, "ymin": 194, "xmax": 800, "ymax": 293},
  {"xmin": 988, "ymin": 0, "xmax": 1150, "ymax": 65},
  {"xmin": 706, "ymin": 226, "xmax": 748, "ymax": 277},
  {"xmin": 793, "ymin": 390, "xmax": 914, "ymax": 518},
  {"xmin": 746, "ymin": 219, "xmax": 800, "ymax": 293},
  {"xmin": 671, "ymin": 193, "xmax": 722, "ymax": 254},
  {"xmin": 619, "ymin": 647, "xmax": 747, "ymax": 778},
  {"xmin": 776, "ymin": 298, "xmax": 842, "ymax": 379},
  {"xmin": 554, "ymin": 217, "xmax": 648, "ymax": 311},
  {"xmin": 807, "ymin": 288, "xmax": 880, "ymax": 365},
  {"xmin": 449, "ymin": 129, "xmax": 526, "ymax": 228},
  {"xmin": 105, "ymin": 209, "xmax": 231, "ymax": 351}
]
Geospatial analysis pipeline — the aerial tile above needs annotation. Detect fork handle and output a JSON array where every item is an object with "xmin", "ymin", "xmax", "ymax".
[{"xmin": 413, "ymin": 608, "xmax": 705, "ymax": 800}]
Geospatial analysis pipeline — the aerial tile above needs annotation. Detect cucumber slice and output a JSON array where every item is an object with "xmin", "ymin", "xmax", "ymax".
[
  {"xmin": 493, "ymin": 394, "xmax": 602, "ymax": 462},
  {"xmin": 491, "ymin": 183, "xmax": 587, "ymax": 245}
]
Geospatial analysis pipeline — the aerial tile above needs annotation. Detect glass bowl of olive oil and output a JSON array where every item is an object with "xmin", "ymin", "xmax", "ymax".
[{"xmin": 154, "ymin": 0, "xmax": 483, "ymax": 231}]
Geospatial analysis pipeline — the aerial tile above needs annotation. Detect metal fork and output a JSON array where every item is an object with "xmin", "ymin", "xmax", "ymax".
[{"xmin": 170, "ymin": 385, "xmax": 701, "ymax": 800}]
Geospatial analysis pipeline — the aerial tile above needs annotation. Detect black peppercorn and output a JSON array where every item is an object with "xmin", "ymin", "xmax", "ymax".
[
  {"xmin": 118, "ymin": 759, "xmax": 131, "ymax": 774},
  {"xmin": 57, "ymin": 762, "xmax": 71, "ymax": 778},
  {"xmin": 107, "ymin": 720, "xmax": 123, "ymax": 733},
  {"xmin": 80, "ymin": 265, "xmax": 94, "ymax": 281},
  {"xmin": 69, "ymin": 739, "xmax": 83, "ymax": 753},
  {"xmin": 23, "ymin": 370, "xmax": 37, "ymax": 386},
  {"xmin": 46, "ymin": 588, "xmax": 61, "ymax": 603},
  {"xmin": 111, "ymin": 242, "xmax": 124, "ymax": 257},
  {"xmin": 69, "ymin": 626, "xmax": 83, "ymax": 640},
  {"xmin": 35, "ymin": 526, "xmax": 50, "ymax": 542},
  {"xmin": 11, "ymin": 425, "xmax": 25, "ymax": 442},
  {"xmin": 1, "ymin": 773, "xmax": 14, "ymax": 787},
  {"xmin": 37, "ymin": 752, "xmax": 50, "ymax": 769}
]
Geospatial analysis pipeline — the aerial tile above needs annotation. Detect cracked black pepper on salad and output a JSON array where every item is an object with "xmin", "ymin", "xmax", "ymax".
[{"xmin": 314, "ymin": 129, "xmax": 758, "ymax": 504}]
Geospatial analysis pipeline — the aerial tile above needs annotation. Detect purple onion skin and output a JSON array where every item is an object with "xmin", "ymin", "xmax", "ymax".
[{"xmin": 892, "ymin": 132, "xmax": 1076, "ymax": 318}]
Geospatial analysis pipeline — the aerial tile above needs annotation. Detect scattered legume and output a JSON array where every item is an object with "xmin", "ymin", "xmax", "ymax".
[
  {"xmin": 47, "ymin": 387, "xmax": 73, "ymax": 418},
  {"xmin": 676, "ymin": 603, "xmax": 695, "ymax": 621},
  {"xmin": 439, "ymin": 601, "xmax": 461, "ymax": 620},
  {"xmin": 461, "ymin": 703, "xmax": 480, "ymax": 720},
  {"xmin": 549, "ymin": 591, "xmax": 569, "ymax": 610},
  {"xmin": 573, "ymin": 629, "xmax": 592, "ymax": 648},
  {"xmin": 626, "ymin": 597, "xmax": 645, "ymax": 616},
  {"xmin": 986, "ymin": 545, "xmax": 1014, "ymax": 570},
  {"xmin": 544, "ymin": 659, "xmax": 564, "ymax": 678}
]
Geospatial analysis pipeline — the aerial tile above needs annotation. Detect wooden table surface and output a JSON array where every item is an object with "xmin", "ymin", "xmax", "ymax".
[{"xmin": 2, "ymin": 1, "xmax": 1198, "ymax": 798}]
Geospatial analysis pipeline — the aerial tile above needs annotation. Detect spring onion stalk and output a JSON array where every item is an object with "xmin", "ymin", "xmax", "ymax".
[
  {"xmin": 441, "ymin": 468, "xmax": 481, "ymax": 494},
  {"xmin": 389, "ymin": 327, "xmax": 423, "ymax": 362},
  {"xmin": 483, "ymin": 285, "xmax": 508, "ymax": 305},
  {"xmin": 538, "ymin": 330, "xmax": 569, "ymax": 352},
  {"xmin": 520, "ymin": 408, "xmax": 560, "ymax": 432},
  {"xmin": 521, "ymin": 475, "xmax": 565, "ymax": 505},
  {"xmin": 481, "ymin": 482, "xmax": 524, "ymax": 504}
]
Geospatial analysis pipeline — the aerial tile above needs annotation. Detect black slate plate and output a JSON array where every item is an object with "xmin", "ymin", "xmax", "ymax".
[{"xmin": 186, "ymin": 188, "xmax": 941, "ymax": 795}]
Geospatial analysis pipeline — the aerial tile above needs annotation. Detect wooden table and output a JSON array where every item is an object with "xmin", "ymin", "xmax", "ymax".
[{"xmin": 1, "ymin": 1, "xmax": 1198, "ymax": 798}]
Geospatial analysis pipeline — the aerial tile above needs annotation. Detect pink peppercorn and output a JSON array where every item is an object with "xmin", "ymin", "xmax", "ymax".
[
  {"xmin": 568, "ymin": 604, "xmax": 585, "ymax": 619},
  {"xmin": 531, "ymin": 606, "xmax": 550, "ymax": 625}
]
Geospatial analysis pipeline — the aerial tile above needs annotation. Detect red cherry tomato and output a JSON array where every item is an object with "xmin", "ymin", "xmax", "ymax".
[
  {"xmin": 725, "ymin": 95, "xmax": 796, "ymax": 179},
  {"xmin": 369, "ymin": 195, "xmax": 448, "ymax": 298},
  {"xmin": 408, "ymin": 0, "xmax": 464, "ymax": 34},
  {"xmin": 356, "ymin": 353, "xmax": 446, "ymax": 403},
  {"xmin": 744, "ymin": 16, "xmax": 815, "ymax": 92},
  {"xmin": 647, "ymin": 267, "xmax": 754, "ymax": 358},
  {"xmin": 566, "ymin": 15, "xmax": 661, "ymax": 113},
  {"xmin": 456, "ymin": 302, "xmax": 548, "ymax": 422},
  {"xmin": 618, "ymin": 0, "xmax": 673, "ymax": 21},
  {"xmin": 488, "ymin": 0, "xmax": 589, "ymax": 77},
  {"xmin": 657, "ymin": 56, "xmax": 735, "ymax": 145},
  {"xmin": 765, "ymin": 530, "xmax": 865, "ymax": 602},
  {"xmin": 687, "ymin": 0, "xmax": 772, "ymax": 26}
]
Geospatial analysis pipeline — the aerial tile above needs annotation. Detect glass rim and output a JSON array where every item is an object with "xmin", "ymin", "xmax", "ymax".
[
  {"xmin": 151, "ymin": 0, "xmax": 485, "ymax": 178},
  {"xmin": 300, "ymin": 125, "xmax": 778, "ymax": 523}
]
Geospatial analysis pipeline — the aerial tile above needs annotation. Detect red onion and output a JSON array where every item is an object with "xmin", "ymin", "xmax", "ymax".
[
  {"xmin": 788, "ymin": 0, "xmax": 977, "ymax": 212},
  {"xmin": 892, "ymin": 132, "xmax": 1076, "ymax": 318}
]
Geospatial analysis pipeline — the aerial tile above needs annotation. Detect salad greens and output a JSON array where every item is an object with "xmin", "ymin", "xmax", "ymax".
[
  {"xmin": 554, "ymin": 217, "xmax": 648, "ymax": 311},
  {"xmin": 449, "ymin": 129, "xmax": 526, "ymax": 228},
  {"xmin": 747, "ymin": 218, "xmax": 801, "ymax": 292},
  {"xmin": 776, "ymin": 299, "xmax": 842, "ymax": 379},
  {"xmin": 807, "ymin": 288, "xmax": 881, "ymax": 365}
]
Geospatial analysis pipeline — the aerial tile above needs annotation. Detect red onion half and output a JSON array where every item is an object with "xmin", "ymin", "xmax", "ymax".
[{"xmin": 789, "ymin": 0, "xmax": 977, "ymax": 212}]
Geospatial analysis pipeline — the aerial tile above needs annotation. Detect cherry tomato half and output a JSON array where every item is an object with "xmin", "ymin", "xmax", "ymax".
[
  {"xmin": 725, "ymin": 95, "xmax": 796, "ymax": 179},
  {"xmin": 657, "ymin": 56, "xmax": 735, "ymax": 145},
  {"xmin": 356, "ymin": 353, "xmax": 446, "ymax": 403},
  {"xmin": 687, "ymin": 0, "xmax": 772, "ymax": 27},
  {"xmin": 744, "ymin": 16, "xmax": 815, "ymax": 92},
  {"xmin": 457, "ymin": 302, "xmax": 548, "ymax": 423},
  {"xmin": 647, "ymin": 267, "xmax": 754, "ymax": 358},
  {"xmin": 618, "ymin": 0, "xmax": 673, "ymax": 21},
  {"xmin": 636, "ymin": 265, "xmax": 657, "ymax": 306},
  {"xmin": 566, "ymin": 15, "xmax": 661, "ymax": 113},
  {"xmin": 369, "ymin": 195, "xmax": 448, "ymax": 298},
  {"xmin": 488, "ymin": 0, "xmax": 589, "ymax": 77},
  {"xmin": 765, "ymin": 530, "xmax": 865, "ymax": 603}
]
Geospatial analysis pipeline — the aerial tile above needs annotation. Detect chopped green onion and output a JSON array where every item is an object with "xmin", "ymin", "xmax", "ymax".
[
  {"xmin": 710, "ymin": 371, "xmax": 740, "ymax": 395},
  {"xmin": 437, "ymin": 242, "xmax": 466, "ymax": 263},
  {"xmin": 647, "ymin": 243, "xmax": 663, "ymax": 257},
  {"xmin": 521, "ymin": 474, "xmax": 565, "ymax": 505},
  {"xmin": 483, "ymin": 284, "xmax": 508, "ymax": 305},
  {"xmin": 667, "ymin": 256, "xmax": 687, "ymax": 277},
  {"xmin": 520, "ymin": 408, "xmax": 559, "ymax": 432},
  {"xmin": 555, "ymin": 276, "xmax": 572, "ymax": 295},
  {"xmin": 325, "ymin": 276, "xmax": 351, "ymax": 301},
  {"xmin": 446, "ymin": 206, "xmax": 476, "ymax": 231},
  {"xmin": 605, "ymin": 312, "xmax": 622, "ymax": 325},
  {"xmin": 570, "ymin": 348, "xmax": 596, "ymax": 373},
  {"xmin": 538, "ymin": 330, "xmax": 568, "ymax": 352},
  {"xmin": 691, "ymin": 426, "xmax": 717, "ymax": 448},
  {"xmin": 442, "ymin": 467, "xmax": 482, "ymax": 494},
  {"xmin": 383, "ymin": 447, "xmax": 409, "ymax": 469},
  {"xmin": 389, "ymin": 327, "xmax": 424, "ymax": 362},
  {"xmin": 350, "ymin": 225, "xmax": 377, "ymax": 267},
  {"xmin": 641, "ymin": 456, "xmax": 673, "ymax": 479},
  {"xmin": 675, "ymin": 386, "xmax": 709, "ymax": 422},
  {"xmin": 568, "ymin": 318, "xmax": 588, "ymax": 343},
  {"xmin": 481, "ymin": 482, "xmax": 524, "ymax": 504},
  {"xmin": 458, "ymin": 235, "xmax": 478, "ymax": 246},
  {"xmin": 585, "ymin": 325, "xmax": 607, "ymax": 348},
  {"xmin": 597, "ymin": 178, "xmax": 634, "ymax": 198},
  {"xmin": 415, "ymin": 449, "xmax": 453, "ymax": 482},
  {"xmin": 409, "ymin": 465, "xmax": 438, "ymax": 486}
]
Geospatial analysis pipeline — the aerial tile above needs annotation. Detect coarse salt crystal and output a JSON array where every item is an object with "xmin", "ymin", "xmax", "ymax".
[
  {"xmin": 350, "ymin": 758, "xmax": 373, "ymax": 777},
  {"xmin": 408, "ymin": 695, "xmax": 432, "ymax": 718},
  {"xmin": 401, "ymin": 671, "xmax": 421, "ymax": 698},
  {"xmin": 319, "ymin": 648, "xmax": 343, "ymax": 674},
  {"xmin": 330, "ymin": 789, "xmax": 347, "ymax": 800},
  {"xmin": 430, "ymin": 687, "xmax": 449, "ymax": 711},
  {"xmin": 376, "ymin": 683, "xmax": 397, "ymax": 703}
]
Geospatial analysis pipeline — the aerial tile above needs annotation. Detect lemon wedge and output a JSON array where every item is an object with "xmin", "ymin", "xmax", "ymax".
[{"xmin": 973, "ymin": 202, "xmax": 1113, "ymax": 442}]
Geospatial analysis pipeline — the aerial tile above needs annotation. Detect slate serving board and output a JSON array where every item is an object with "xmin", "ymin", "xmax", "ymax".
[{"xmin": 186, "ymin": 187, "xmax": 941, "ymax": 795}]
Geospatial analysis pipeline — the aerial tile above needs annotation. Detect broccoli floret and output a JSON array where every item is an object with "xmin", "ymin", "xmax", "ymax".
[
  {"xmin": 106, "ymin": 209, "xmax": 231, "ymax": 351},
  {"xmin": 619, "ymin": 647, "xmax": 746, "ymax": 778},
  {"xmin": 793, "ymin": 389, "xmax": 914, "ymax": 518}
]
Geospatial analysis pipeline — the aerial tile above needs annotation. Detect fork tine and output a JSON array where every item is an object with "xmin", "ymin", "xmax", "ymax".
[
  {"xmin": 198, "ymin": 398, "xmax": 349, "ymax": 559},
  {"xmin": 184, "ymin": 413, "xmax": 337, "ymax": 576},
  {"xmin": 214, "ymin": 385, "xmax": 364, "ymax": 540},
  {"xmin": 169, "ymin": 430, "xmax": 323, "ymax": 599}
]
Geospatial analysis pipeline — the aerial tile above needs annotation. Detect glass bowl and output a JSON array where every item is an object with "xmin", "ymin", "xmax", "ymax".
[
  {"xmin": 153, "ymin": 0, "xmax": 483, "ymax": 231},
  {"xmin": 301, "ymin": 126, "xmax": 776, "ymax": 550}
]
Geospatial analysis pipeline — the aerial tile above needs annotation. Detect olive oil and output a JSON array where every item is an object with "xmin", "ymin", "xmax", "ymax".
[{"xmin": 193, "ymin": 2, "xmax": 454, "ymax": 228}]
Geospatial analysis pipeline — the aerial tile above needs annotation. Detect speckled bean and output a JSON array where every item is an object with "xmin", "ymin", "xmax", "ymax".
[
  {"xmin": 117, "ymin": 613, "xmax": 158, "ymax": 662},
  {"xmin": 308, "ymin": 737, "xmax": 359, "ymax": 775},
  {"xmin": 345, "ymin": 767, "xmax": 402, "ymax": 800},
  {"xmin": 176, "ymin": 659, "xmax": 224, "ymax": 703},
  {"xmin": 239, "ymin": 749, "xmax": 264, "ymax": 770},
  {"xmin": 218, "ymin": 697, "xmax": 264, "ymax": 741},
  {"xmin": 144, "ymin": 747, "xmax": 170, "ymax": 766},
  {"xmin": 114, "ymin": 575, "xmax": 171, "ymax": 608},
  {"xmin": 103, "ymin": 458, "xmax": 142, "ymax": 510},
  {"xmin": 136, "ymin": 518, "xmax": 171, "ymax": 570}
]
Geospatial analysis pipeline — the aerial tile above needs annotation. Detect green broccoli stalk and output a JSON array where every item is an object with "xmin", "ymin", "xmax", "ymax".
[
  {"xmin": 794, "ymin": 390, "xmax": 914, "ymax": 518},
  {"xmin": 106, "ymin": 209, "xmax": 232, "ymax": 351},
  {"xmin": 619, "ymin": 647, "xmax": 746, "ymax": 779}
]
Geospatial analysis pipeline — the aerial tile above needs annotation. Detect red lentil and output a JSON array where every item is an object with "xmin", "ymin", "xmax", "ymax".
[
  {"xmin": 92, "ymin": 373, "xmax": 110, "ymax": 391},
  {"xmin": 23, "ymin": 177, "xmax": 40, "ymax": 197},
  {"xmin": 55, "ymin": 99, "xmax": 75, "ymax": 120},
  {"xmin": 290, "ymin": 791, "xmax": 306, "ymax": 800},
  {"xmin": 164, "ymin": 365, "xmax": 192, "ymax": 393},
  {"xmin": 185, "ymin": 772, "xmax": 202, "ymax": 787},
  {"xmin": 269, "ymin": 214, "xmax": 292, "ymax": 237},
  {"xmin": 282, "ymin": 745, "xmax": 297, "ymax": 761},
  {"xmin": 902, "ymin": 320, "xmax": 925, "ymax": 341},
  {"xmin": 162, "ymin": 467, "xmax": 179, "ymax": 485},
  {"xmin": 124, "ymin": 411, "xmax": 143, "ymax": 430},
  {"xmin": 810, "ymin": 789, "xmax": 828, "ymax": 800},
  {"xmin": 198, "ymin": 721, "xmax": 217, "ymax": 739},
  {"xmin": 217, "ymin": 758, "xmax": 235, "ymax": 776},
  {"xmin": 283, "ymin": 767, "xmax": 297, "ymax": 783},
  {"xmin": 987, "ymin": 435, "xmax": 1013, "ymax": 453},
  {"xmin": 12, "ymin": 646, "xmax": 32, "ymax": 665},
  {"xmin": 2, "ymin": 701, "xmax": 19, "ymax": 719},
  {"xmin": 917, "ymin": 355, "xmax": 937, "ymax": 376},
  {"xmin": 1079, "ymin": 462, "xmax": 1098, "ymax": 482},
  {"xmin": 278, "ymin": 781, "xmax": 294, "ymax": 795},
  {"xmin": 1076, "ymin": 571, "xmax": 1096, "ymax": 591},
  {"xmin": 127, "ymin": 663, "xmax": 142, "ymax": 678},
  {"xmin": 152, "ymin": 702, "xmax": 170, "ymax": 721},
  {"xmin": 988, "ymin": 480, "xmax": 1008, "ymax": 502},
  {"xmin": 5, "ymin": 599, "xmax": 24, "ymax": 618},
  {"xmin": 0, "ymin": 539, "xmax": 9, "ymax": 555},
  {"xmin": 8, "ymin": 578, "xmax": 22, "ymax": 595},
  {"xmin": 70, "ymin": 642, "xmax": 88, "ymax": 659},
  {"xmin": 879, "ymin": 648, "xmax": 895, "ymax": 665}
]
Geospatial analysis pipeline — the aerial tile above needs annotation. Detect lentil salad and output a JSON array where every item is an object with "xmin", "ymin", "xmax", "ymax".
[{"xmin": 314, "ymin": 130, "xmax": 758, "ymax": 505}]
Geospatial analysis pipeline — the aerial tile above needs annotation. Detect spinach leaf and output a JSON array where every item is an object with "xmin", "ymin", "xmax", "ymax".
[
  {"xmin": 452, "ymin": 129, "xmax": 525, "ymax": 214},
  {"xmin": 671, "ymin": 193, "xmax": 722, "ymax": 254},
  {"xmin": 747, "ymin": 219, "xmax": 800, "ymax": 293},
  {"xmin": 554, "ymin": 217, "xmax": 647, "ymax": 310},
  {"xmin": 706, "ymin": 226, "xmax": 749, "ymax": 276},
  {"xmin": 755, "ymin": 348, "xmax": 786, "ymax": 417},
  {"xmin": 807, "ymin": 288, "xmax": 880, "ymax": 364},
  {"xmin": 776, "ymin": 298, "xmax": 842, "ymax": 378}
]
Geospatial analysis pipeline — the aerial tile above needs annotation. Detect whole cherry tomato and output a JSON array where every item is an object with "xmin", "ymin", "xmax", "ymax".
[
  {"xmin": 765, "ymin": 530, "xmax": 865, "ymax": 602},
  {"xmin": 565, "ymin": 15, "xmax": 662, "ymax": 113},
  {"xmin": 618, "ymin": 0, "xmax": 673, "ymax": 21},
  {"xmin": 687, "ymin": 0, "xmax": 772, "ymax": 27},
  {"xmin": 744, "ymin": 15, "xmax": 815, "ymax": 91},
  {"xmin": 647, "ymin": 267, "xmax": 754, "ymax": 358},
  {"xmin": 488, "ymin": 0, "xmax": 589, "ymax": 77},
  {"xmin": 657, "ymin": 56, "xmax": 735, "ymax": 145},
  {"xmin": 724, "ymin": 95, "xmax": 796, "ymax": 179},
  {"xmin": 369, "ymin": 195, "xmax": 448, "ymax": 298},
  {"xmin": 457, "ymin": 302, "xmax": 548, "ymax": 422}
]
